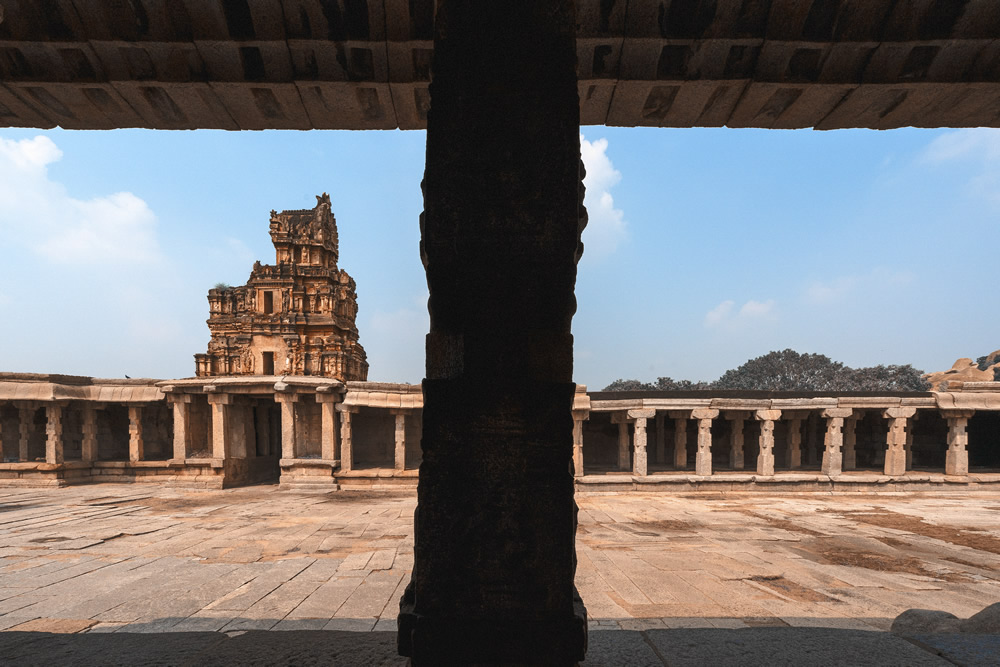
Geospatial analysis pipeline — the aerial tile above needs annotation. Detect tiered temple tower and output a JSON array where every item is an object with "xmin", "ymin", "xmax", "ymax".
[{"xmin": 195, "ymin": 194, "xmax": 368, "ymax": 380}]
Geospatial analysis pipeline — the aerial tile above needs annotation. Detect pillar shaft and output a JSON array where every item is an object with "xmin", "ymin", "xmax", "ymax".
[
  {"xmin": 673, "ymin": 418, "xmax": 688, "ymax": 470},
  {"xmin": 399, "ymin": 1, "xmax": 586, "ymax": 662},
  {"xmin": 81, "ymin": 407, "xmax": 98, "ymax": 462},
  {"xmin": 209, "ymin": 396, "xmax": 230, "ymax": 460},
  {"xmin": 338, "ymin": 408, "xmax": 354, "ymax": 472},
  {"xmin": 18, "ymin": 407, "xmax": 31, "ymax": 462},
  {"xmin": 821, "ymin": 417, "xmax": 844, "ymax": 476},
  {"xmin": 883, "ymin": 408, "xmax": 915, "ymax": 476},
  {"xmin": 320, "ymin": 399, "xmax": 338, "ymax": 462},
  {"xmin": 843, "ymin": 417, "xmax": 857, "ymax": 470},
  {"xmin": 945, "ymin": 412, "xmax": 972, "ymax": 476},
  {"xmin": 394, "ymin": 412, "xmax": 407, "ymax": 472},
  {"xmin": 277, "ymin": 395, "xmax": 297, "ymax": 460},
  {"xmin": 171, "ymin": 398, "xmax": 190, "ymax": 460},
  {"xmin": 572, "ymin": 415, "xmax": 584, "ymax": 477},
  {"xmin": 45, "ymin": 405, "xmax": 64, "ymax": 465},
  {"xmin": 787, "ymin": 419, "xmax": 802, "ymax": 469},
  {"xmin": 654, "ymin": 413, "xmax": 665, "ymax": 464},
  {"xmin": 728, "ymin": 418, "xmax": 744, "ymax": 470},
  {"xmin": 755, "ymin": 410, "xmax": 780, "ymax": 475},
  {"xmin": 695, "ymin": 418, "xmax": 713, "ymax": 476},
  {"xmin": 633, "ymin": 417, "xmax": 647, "ymax": 477},
  {"xmin": 128, "ymin": 406, "xmax": 144, "ymax": 462},
  {"xmin": 617, "ymin": 420, "xmax": 630, "ymax": 471}
]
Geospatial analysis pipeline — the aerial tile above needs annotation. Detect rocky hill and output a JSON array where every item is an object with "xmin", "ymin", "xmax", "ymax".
[{"xmin": 924, "ymin": 350, "xmax": 1000, "ymax": 389}]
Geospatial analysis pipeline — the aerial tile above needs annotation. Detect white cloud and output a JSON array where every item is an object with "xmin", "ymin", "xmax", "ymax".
[
  {"xmin": 0, "ymin": 135, "xmax": 160, "ymax": 265},
  {"xmin": 705, "ymin": 299, "xmax": 775, "ymax": 328},
  {"xmin": 704, "ymin": 300, "xmax": 734, "ymax": 327},
  {"xmin": 580, "ymin": 134, "xmax": 626, "ymax": 260},
  {"xmin": 804, "ymin": 269, "xmax": 914, "ymax": 305},
  {"xmin": 922, "ymin": 128, "xmax": 1000, "ymax": 206}
]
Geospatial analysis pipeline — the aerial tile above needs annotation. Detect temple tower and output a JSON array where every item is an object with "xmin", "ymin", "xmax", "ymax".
[{"xmin": 195, "ymin": 194, "xmax": 368, "ymax": 381}]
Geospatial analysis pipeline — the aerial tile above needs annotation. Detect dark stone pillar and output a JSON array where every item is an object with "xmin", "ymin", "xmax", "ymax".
[{"xmin": 398, "ymin": 1, "xmax": 587, "ymax": 664}]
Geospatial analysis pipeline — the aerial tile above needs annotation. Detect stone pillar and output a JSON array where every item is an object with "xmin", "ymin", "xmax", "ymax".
[
  {"xmin": 571, "ymin": 410, "xmax": 588, "ymax": 477},
  {"xmin": 726, "ymin": 414, "xmax": 745, "ymax": 470},
  {"xmin": 671, "ymin": 412, "xmax": 689, "ymax": 470},
  {"xmin": 18, "ymin": 407, "xmax": 31, "ymax": 462},
  {"xmin": 398, "ymin": 2, "xmax": 586, "ymax": 662},
  {"xmin": 694, "ymin": 409, "xmax": 719, "ymax": 476},
  {"xmin": 207, "ymin": 394, "xmax": 231, "ymax": 460},
  {"xmin": 786, "ymin": 418, "xmax": 803, "ymax": 469},
  {"xmin": 128, "ymin": 405, "xmax": 144, "ymax": 462},
  {"xmin": 943, "ymin": 409, "xmax": 974, "ymax": 476},
  {"xmin": 168, "ymin": 395, "xmax": 191, "ymax": 461},
  {"xmin": 317, "ymin": 394, "xmax": 339, "ymax": 462},
  {"xmin": 337, "ymin": 405, "xmax": 358, "ymax": 472},
  {"xmin": 628, "ymin": 409, "xmax": 654, "ymax": 477},
  {"xmin": 81, "ymin": 407, "xmax": 98, "ymax": 462},
  {"xmin": 616, "ymin": 418, "xmax": 631, "ymax": 472},
  {"xmin": 821, "ymin": 408, "xmax": 853, "ymax": 476},
  {"xmin": 843, "ymin": 414, "xmax": 858, "ymax": 470},
  {"xmin": 755, "ymin": 410, "xmax": 781, "ymax": 476},
  {"xmin": 905, "ymin": 413, "xmax": 916, "ymax": 470},
  {"xmin": 45, "ymin": 404, "xmax": 64, "ymax": 465},
  {"xmin": 392, "ymin": 409, "xmax": 408, "ymax": 472},
  {"xmin": 654, "ymin": 412, "xmax": 665, "ymax": 464},
  {"xmin": 275, "ymin": 393, "xmax": 298, "ymax": 460},
  {"xmin": 882, "ymin": 407, "xmax": 916, "ymax": 476}
]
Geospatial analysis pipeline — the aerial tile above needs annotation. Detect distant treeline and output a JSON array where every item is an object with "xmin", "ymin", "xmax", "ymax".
[{"xmin": 603, "ymin": 349, "xmax": 930, "ymax": 392}]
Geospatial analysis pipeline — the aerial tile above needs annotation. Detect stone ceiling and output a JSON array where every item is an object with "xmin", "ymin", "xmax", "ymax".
[{"xmin": 1, "ymin": 0, "xmax": 998, "ymax": 131}]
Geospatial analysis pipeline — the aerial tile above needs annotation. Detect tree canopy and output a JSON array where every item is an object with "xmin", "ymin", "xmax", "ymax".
[{"xmin": 602, "ymin": 349, "xmax": 930, "ymax": 392}]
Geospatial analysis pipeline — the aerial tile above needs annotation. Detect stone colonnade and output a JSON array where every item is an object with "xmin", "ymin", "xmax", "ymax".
[{"xmin": 582, "ymin": 398, "xmax": 993, "ymax": 479}]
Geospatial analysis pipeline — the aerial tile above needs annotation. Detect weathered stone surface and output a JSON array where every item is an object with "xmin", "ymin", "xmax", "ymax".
[
  {"xmin": 891, "ymin": 609, "xmax": 962, "ymax": 635},
  {"xmin": 961, "ymin": 602, "xmax": 1000, "ymax": 634},
  {"xmin": 195, "ymin": 194, "xmax": 367, "ymax": 381}
]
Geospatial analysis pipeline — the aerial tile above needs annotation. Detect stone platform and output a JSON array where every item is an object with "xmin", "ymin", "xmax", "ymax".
[{"xmin": 0, "ymin": 486, "xmax": 998, "ymax": 665}]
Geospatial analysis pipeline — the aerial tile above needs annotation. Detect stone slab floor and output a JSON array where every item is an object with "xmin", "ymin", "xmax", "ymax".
[{"xmin": 0, "ymin": 486, "xmax": 998, "ymax": 665}]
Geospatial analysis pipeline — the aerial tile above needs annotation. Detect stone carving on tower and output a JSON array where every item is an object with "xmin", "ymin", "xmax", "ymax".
[{"xmin": 195, "ymin": 194, "xmax": 369, "ymax": 381}]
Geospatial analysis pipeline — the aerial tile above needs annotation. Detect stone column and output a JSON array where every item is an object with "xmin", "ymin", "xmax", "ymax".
[
  {"xmin": 317, "ymin": 393, "xmax": 339, "ymax": 462},
  {"xmin": 168, "ymin": 395, "xmax": 191, "ymax": 461},
  {"xmin": 943, "ymin": 409, "xmax": 974, "ymax": 476},
  {"xmin": 207, "ymin": 393, "xmax": 231, "ymax": 460},
  {"xmin": 727, "ymin": 413, "xmax": 745, "ymax": 470},
  {"xmin": 571, "ymin": 410, "xmax": 588, "ymax": 477},
  {"xmin": 882, "ymin": 407, "xmax": 916, "ymax": 476},
  {"xmin": 670, "ymin": 412, "xmax": 688, "ymax": 470},
  {"xmin": 128, "ymin": 405, "xmax": 144, "ymax": 462},
  {"xmin": 616, "ymin": 417, "xmax": 631, "ymax": 472},
  {"xmin": 694, "ymin": 409, "xmax": 719, "ymax": 476},
  {"xmin": 843, "ymin": 414, "xmax": 858, "ymax": 470},
  {"xmin": 18, "ymin": 406, "xmax": 31, "ymax": 462},
  {"xmin": 821, "ymin": 408, "xmax": 853, "ymax": 476},
  {"xmin": 275, "ymin": 393, "xmax": 298, "ymax": 460},
  {"xmin": 654, "ymin": 412, "xmax": 665, "ymax": 464},
  {"xmin": 755, "ymin": 410, "xmax": 781, "ymax": 476},
  {"xmin": 81, "ymin": 406, "xmax": 98, "ymax": 462},
  {"xmin": 398, "ymin": 2, "xmax": 586, "ymax": 662},
  {"xmin": 628, "ymin": 409, "xmax": 655, "ymax": 477},
  {"xmin": 45, "ymin": 404, "xmax": 64, "ymax": 465},
  {"xmin": 786, "ymin": 418, "xmax": 803, "ymax": 469},
  {"xmin": 337, "ymin": 405, "xmax": 358, "ymax": 472},
  {"xmin": 905, "ymin": 413, "xmax": 916, "ymax": 470},
  {"xmin": 392, "ymin": 409, "xmax": 408, "ymax": 472}
]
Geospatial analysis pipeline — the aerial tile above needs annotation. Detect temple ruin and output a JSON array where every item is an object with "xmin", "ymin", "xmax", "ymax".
[{"xmin": 195, "ymin": 194, "xmax": 368, "ymax": 382}]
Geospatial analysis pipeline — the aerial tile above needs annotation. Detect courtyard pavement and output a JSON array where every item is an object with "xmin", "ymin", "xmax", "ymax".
[{"xmin": 0, "ymin": 485, "xmax": 998, "ymax": 665}]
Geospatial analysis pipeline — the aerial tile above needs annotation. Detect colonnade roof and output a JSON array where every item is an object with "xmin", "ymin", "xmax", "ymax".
[{"xmin": 2, "ymin": 0, "xmax": 999, "ymax": 131}]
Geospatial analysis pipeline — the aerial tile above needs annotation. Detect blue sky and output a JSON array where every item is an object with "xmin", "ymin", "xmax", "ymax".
[{"xmin": 0, "ymin": 125, "xmax": 997, "ymax": 388}]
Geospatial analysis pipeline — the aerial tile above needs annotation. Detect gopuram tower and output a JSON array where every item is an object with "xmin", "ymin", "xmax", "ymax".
[{"xmin": 195, "ymin": 194, "xmax": 368, "ymax": 381}]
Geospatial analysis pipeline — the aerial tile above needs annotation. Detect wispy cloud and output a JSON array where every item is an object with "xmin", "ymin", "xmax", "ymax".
[
  {"xmin": 580, "ymin": 134, "xmax": 627, "ymax": 260},
  {"xmin": 0, "ymin": 135, "xmax": 161, "ymax": 266},
  {"xmin": 705, "ymin": 298, "xmax": 775, "ymax": 328},
  {"xmin": 804, "ymin": 268, "xmax": 914, "ymax": 305},
  {"xmin": 922, "ymin": 128, "xmax": 1000, "ymax": 206}
]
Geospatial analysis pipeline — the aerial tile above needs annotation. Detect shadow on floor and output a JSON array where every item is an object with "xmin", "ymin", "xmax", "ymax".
[{"xmin": 0, "ymin": 626, "xmax": 976, "ymax": 666}]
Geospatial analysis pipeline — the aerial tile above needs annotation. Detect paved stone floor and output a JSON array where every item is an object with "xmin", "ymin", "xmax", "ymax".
[{"xmin": 0, "ymin": 486, "xmax": 998, "ymax": 665}]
